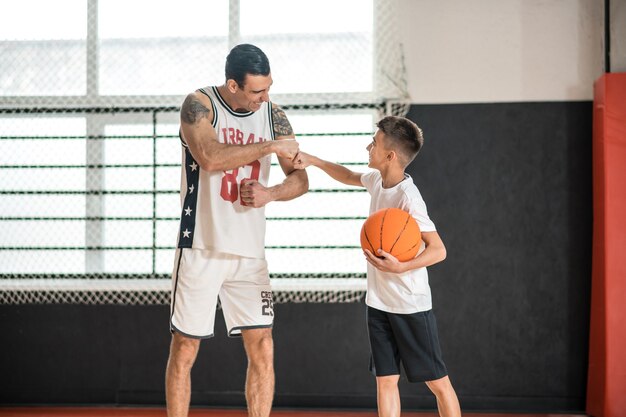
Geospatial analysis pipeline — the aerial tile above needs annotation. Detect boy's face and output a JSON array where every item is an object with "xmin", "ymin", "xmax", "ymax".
[{"xmin": 366, "ymin": 130, "xmax": 391, "ymax": 170}]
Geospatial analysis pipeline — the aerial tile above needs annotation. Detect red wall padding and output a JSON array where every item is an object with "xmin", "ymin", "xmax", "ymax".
[{"xmin": 588, "ymin": 72, "xmax": 626, "ymax": 417}]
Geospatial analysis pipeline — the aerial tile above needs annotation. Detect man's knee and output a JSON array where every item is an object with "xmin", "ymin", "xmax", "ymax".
[
  {"xmin": 242, "ymin": 328, "xmax": 274, "ymax": 367},
  {"xmin": 169, "ymin": 332, "xmax": 200, "ymax": 370}
]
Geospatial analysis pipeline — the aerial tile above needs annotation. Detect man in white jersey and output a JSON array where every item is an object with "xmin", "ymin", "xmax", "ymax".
[
  {"xmin": 293, "ymin": 116, "xmax": 461, "ymax": 417},
  {"xmin": 166, "ymin": 44, "xmax": 308, "ymax": 417}
]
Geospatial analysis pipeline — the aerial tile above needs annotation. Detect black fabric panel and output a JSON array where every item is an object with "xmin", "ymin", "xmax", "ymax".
[
  {"xmin": 0, "ymin": 304, "xmax": 376, "ymax": 407},
  {"xmin": 0, "ymin": 102, "xmax": 592, "ymax": 412},
  {"xmin": 405, "ymin": 101, "xmax": 592, "ymax": 410}
]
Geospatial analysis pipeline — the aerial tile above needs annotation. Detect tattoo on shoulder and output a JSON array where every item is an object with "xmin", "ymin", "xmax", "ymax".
[
  {"xmin": 272, "ymin": 106, "xmax": 294, "ymax": 137},
  {"xmin": 181, "ymin": 95, "xmax": 210, "ymax": 124}
]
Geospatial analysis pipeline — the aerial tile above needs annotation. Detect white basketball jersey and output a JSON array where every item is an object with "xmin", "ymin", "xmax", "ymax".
[{"xmin": 177, "ymin": 87, "xmax": 274, "ymax": 258}]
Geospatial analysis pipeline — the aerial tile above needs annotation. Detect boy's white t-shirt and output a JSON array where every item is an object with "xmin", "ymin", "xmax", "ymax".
[{"xmin": 361, "ymin": 171, "xmax": 437, "ymax": 314}]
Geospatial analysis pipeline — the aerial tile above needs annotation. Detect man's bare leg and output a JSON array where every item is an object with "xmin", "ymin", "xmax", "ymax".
[
  {"xmin": 166, "ymin": 332, "xmax": 201, "ymax": 417},
  {"xmin": 241, "ymin": 328, "xmax": 274, "ymax": 417}
]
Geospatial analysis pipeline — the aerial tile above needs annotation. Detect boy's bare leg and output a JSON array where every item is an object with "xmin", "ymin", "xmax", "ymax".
[
  {"xmin": 376, "ymin": 375, "xmax": 401, "ymax": 417},
  {"xmin": 425, "ymin": 375, "xmax": 461, "ymax": 417}
]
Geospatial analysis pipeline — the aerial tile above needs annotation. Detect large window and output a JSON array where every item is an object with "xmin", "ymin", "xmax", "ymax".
[
  {"xmin": 98, "ymin": 0, "xmax": 229, "ymax": 96},
  {"xmin": 0, "ymin": 0, "xmax": 87, "ymax": 96},
  {"xmin": 0, "ymin": 0, "xmax": 406, "ymax": 303}
]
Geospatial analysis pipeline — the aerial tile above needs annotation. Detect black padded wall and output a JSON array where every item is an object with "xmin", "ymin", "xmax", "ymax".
[
  {"xmin": 404, "ymin": 101, "xmax": 592, "ymax": 411},
  {"xmin": 0, "ymin": 101, "xmax": 592, "ymax": 412}
]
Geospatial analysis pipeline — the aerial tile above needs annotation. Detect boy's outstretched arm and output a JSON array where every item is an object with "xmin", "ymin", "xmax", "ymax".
[
  {"xmin": 364, "ymin": 231, "xmax": 447, "ymax": 274},
  {"xmin": 293, "ymin": 151, "xmax": 363, "ymax": 187}
]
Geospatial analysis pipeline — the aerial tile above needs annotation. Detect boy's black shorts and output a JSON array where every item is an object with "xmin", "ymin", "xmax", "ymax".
[{"xmin": 367, "ymin": 306, "xmax": 448, "ymax": 383}]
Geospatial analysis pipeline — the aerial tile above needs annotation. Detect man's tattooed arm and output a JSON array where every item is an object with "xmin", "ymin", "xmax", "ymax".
[
  {"xmin": 181, "ymin": 94, "xmax": 210, "ymax": 124},
  {"xmin": 269, "ymin": 104, "xmax": 307, "ymax": 198},
  {"xmin": 272, "ymin": 105, "xmax": 294, "ymax": 137}
]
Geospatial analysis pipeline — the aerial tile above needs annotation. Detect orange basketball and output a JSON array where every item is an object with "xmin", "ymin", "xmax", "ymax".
[{"xmin": 360, "ymin": 208, "xmax": 422, "ymax": 262}]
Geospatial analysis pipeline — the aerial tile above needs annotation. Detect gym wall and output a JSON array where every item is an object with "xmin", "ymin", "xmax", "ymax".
[{"xmin": 0, "ymin": 0, "xmax": 603, "ymax": 412}]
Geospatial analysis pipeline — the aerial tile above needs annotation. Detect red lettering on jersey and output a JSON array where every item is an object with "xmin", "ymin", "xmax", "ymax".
[
  {"xmin": 221, "ymin": 128, "xmax": 239, "ymax": 144},
  {"xmin": 221, "ymin": 128, "xmax": 267, "ymax": 145},
  {"xmin": 239, "ymin": 160, "xmax": 261, "ymax": 206},
  {"xmin": 228, "ymin": 127, "xmax": 239, "ymax": 145},
  {"xmin": 220, "ymin": 168, "xmax": 239, "ymax": 202},
  {"xmin": 220, "ymin": 161, "xmax": 261, "ymax": 205}
]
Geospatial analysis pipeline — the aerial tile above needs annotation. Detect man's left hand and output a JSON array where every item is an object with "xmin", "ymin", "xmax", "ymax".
[{"xmin": 240, "ymin": 179, "xmax": 272, "ymax": 208}]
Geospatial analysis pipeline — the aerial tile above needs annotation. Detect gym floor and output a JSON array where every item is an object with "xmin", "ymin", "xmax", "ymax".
[{"xmin": 0, "ymin": 407, "xmax": 587, "ymax": 417}]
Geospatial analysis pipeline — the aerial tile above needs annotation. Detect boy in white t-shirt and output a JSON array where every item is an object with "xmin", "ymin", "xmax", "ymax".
[{"xmin": 293, "ymin": 116, "xmax": 461, "ymax": 417}]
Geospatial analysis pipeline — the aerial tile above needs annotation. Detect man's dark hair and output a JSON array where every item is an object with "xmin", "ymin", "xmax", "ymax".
[
  {"xmin": 225, "ymin": 44, "xmax": 271, "ymax": 88},
  {"xmin": 376, "ymin": 116, "xmax": 424, "ymax": 167}
]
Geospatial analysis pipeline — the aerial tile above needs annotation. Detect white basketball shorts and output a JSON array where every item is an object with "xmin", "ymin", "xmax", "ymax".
[{"xmin": 170, "ymin": 248, "xmax": 274, "ymax": 338}]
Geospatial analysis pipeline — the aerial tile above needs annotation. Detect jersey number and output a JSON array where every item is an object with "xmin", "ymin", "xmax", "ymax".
[{"xmin": 220, "ymin": 160, "xmax": 261, "ymax": 205}]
